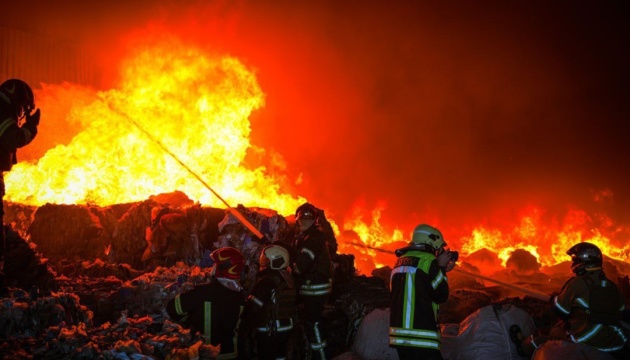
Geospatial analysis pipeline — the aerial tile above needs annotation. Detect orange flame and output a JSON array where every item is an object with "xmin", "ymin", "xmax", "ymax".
[
  {"xmin": 3, "ymin": 36, "xmax": 629, "ymax": 278},
  {"xmin": 5, "ymin": 38, "xmax": 304, "ymax": 215}
]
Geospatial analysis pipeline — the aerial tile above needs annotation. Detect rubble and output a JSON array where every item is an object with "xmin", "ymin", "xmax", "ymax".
[{"xmin": 0, "ymin": 198, "xmax": 628, "ymax": 359}]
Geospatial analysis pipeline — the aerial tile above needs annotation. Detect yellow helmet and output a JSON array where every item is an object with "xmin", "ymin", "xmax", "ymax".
[{"xmin": 410, "ymin": 224, "xmax": 446, "ymax": 251}]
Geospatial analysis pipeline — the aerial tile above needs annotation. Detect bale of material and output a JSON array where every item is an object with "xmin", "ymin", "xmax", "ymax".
[
  {"xmin": 113, "ymin": 200, "xmax": 226, "ymax": 270},
  {"xmin": 3, "ymin": 226, "xmax": 58, "ymax": 293},
  {"xmin": 110, "ymin": 199, "xmax": 158, "ymax": 269},
  {"xmin": 350, "ymin": 308, "xmax": 399, "ymax": 360},
  {"xmin": 28, "ymin": 203, "xmax": 117, "ymax": 260},
  {"xmin": 3, "ymin": 201, "xmax": 37, "ymax": 239}
]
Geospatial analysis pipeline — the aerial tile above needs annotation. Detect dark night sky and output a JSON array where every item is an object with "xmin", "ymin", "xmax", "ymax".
[{"xmin": 2, "ymin": 1, "xmax": 630, "ymax": 233}]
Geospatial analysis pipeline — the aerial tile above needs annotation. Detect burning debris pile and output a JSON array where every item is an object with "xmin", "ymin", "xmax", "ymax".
[
  {"xmin": 1, "ymin": 194, "xmax": 629, "ymax": 359},
  {"xmin": 0, "ymin": 194, "xmax": 358, "ymax": 359}
]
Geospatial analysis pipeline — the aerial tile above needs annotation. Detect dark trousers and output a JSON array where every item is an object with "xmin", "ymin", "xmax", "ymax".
[
  {"xmin": 255, "ymin": 330, "xmax": 291, "ymax": 360},
  {"xmin": 297, "ymin": 295, "xmax": 329, "ymax": 360}
]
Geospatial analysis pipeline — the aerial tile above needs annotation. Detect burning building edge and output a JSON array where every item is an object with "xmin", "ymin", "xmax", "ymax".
[{"xmin": 0, "ymin": 192, "xmax": 629, "ymax": 359}]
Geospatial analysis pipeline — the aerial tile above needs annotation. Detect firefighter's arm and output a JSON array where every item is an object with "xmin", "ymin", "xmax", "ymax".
[
  {"xmin": 243, "ymin": 277, "xmax": 274, "ymax": 317},
  {"xmin": 551, "ymin": 279, "xmax": 577, "ymax": 320},
  {"xmin": 293, "ymin": 236, "xmax": 319, "ymax": 275},
  {"xmin": 166, "ymin": 287, "xmax": 200, "ymax": 323},
  {"xmin": 166, "ymin": 294, "xmax": 188, "ymax": 322},
  {"xmin": 0, "ymin": 111, "xmax": 38, "ymax": 149},
  {"xmin": 426, "ymin": 260, "xmax": 449, "ymax": 304}
]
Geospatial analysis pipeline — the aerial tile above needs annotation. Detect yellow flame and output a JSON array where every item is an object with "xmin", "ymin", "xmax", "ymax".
[
  {"xmin": 460, "ymin": 207, "xmax": 630, "ymax": 267},
  {"xmin": 5, "ymin": 38, "xmax": 305, "ymax": 215}
]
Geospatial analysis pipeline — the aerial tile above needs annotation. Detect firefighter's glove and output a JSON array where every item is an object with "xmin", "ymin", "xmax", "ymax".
[
  {"xmin": 437, "ymin": 250, "xmax": 453, "ymax": 269},
  {"xmin": 25, "ymin": 108, "xmax": 40, "ymax": 126}
]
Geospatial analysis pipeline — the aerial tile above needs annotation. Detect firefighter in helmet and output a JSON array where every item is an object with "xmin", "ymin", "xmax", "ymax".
[
  {"xmin": 166, "ymin": 247, "xmax": 246, "ymax": 359},
  {"xmin": 240, "ymin": 244, "xmax": 297, "ymax": 360},
  {"xmin": 0, "ymin": 79, "xmax": 40, "ymax": 295},
  {"xmin": 292, "ymin": 202, "xmax": 334, "ymax": 360},
  {"xmin": 510, "ymin": 242, "xmax": 628, "ymax": 358},
  {"xmin": 389, "ymin": 224, "xmax": 457, "ymax": 360}
]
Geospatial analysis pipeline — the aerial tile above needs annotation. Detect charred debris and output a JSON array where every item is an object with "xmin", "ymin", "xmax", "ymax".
[{"xmin": 1, "ymin": 191, "xmax": 629, "ymax": 359}]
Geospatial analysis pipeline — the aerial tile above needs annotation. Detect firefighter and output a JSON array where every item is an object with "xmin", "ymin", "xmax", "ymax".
[
  {"xmin": 389, "ymin": 224, "xmax": 457, "ymax": 360},
  {"xmin": 292, "ymin": 202, "xmax": 334, "ymax": 359},
  {"xmin": 240, "ymin": 244, "xmax": 297, "ymax": 360},
  {"xmin": 510, "ymin": 242, "xmax": 628, "ymax": 358},
  {"xmin": 166, "ymin": 247, "xmax": 246, "ymax": 359},
  {"xmin": 0, "ymin": 79, "xmax": 40, "ymax": 295}
]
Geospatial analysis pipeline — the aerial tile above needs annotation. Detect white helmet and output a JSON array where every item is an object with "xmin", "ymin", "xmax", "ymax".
[{"xmin": 260, "ymin": 245, "xmax": 290, "ymax": 270}]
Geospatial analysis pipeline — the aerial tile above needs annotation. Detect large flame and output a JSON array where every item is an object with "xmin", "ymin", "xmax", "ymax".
[
  {"xmin": 342, "ymin": 202, "xmax": 630, "ymax": 276},
  {"xmin": 3, "ymin": 36, "xmax": 629, "ymax": 278},
  {"xmin": 5, "ymin": 38, "xmax": 304, "ymax": 215}
]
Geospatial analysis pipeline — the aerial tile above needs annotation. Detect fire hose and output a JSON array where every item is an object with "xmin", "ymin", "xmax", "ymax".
[
  {"xmin": 349, "ymin": 242, "xmax": 551, "ymax": 301},
  {"xmin": 104, "ymin": 101, "xmax": 264, "ymax": 240},
  {"xmin": 350, "ymin": 241, "xmax": 630, "ymax": 330}
]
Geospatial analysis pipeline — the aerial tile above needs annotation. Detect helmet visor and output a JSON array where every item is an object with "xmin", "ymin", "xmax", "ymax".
[{"xmin": 296, "ymin": 211, "xmax": 315, "ymax": 221}]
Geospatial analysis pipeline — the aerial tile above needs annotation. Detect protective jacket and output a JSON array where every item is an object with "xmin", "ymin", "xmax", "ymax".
[
  {"xmin": 167, "ymin": 279, "xmax": 245, "ymax": 359},
  {"xmin": 551, "ymin": 270, "xmax": 627, "ymax": 353},
  {"xmin": 389, "ymin": 250, "xmax": 449, "ymax": 351},
  {"xmin": 293, "ymin": 225, "xmax": 333, "ymax": 297},
  {"xmin": 241, "ymin": 268, "xmax": 296, "ymax": 333},
  {"xmin": 0, "ymin": 96, "xmax": 38, "ymax": 172}
]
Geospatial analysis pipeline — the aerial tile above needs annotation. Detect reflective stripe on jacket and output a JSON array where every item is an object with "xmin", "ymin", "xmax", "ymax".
[{"xmin": 389, "ymin": 250, "xmax": 449, "ymax": 350}]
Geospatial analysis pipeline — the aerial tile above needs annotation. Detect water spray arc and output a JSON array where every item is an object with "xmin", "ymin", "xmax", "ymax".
[{"xmin": 105, "ymin": 101, "xmax": 264, "ymax": 240}]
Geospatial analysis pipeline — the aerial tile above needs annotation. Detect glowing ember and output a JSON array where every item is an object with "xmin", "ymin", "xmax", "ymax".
[{"xmin": 5, "ymin": 38, "xmax": 304, "ymax": 215}]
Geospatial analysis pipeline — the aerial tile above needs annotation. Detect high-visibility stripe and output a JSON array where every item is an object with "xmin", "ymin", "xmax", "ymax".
[
  {"xmin": 248, "ymin": 295, "xmax": 264, "ymax": 307},
  {"xmin": 531, "ymin": 335, "xmax": 539, "ymax": 349},
  {"xmin": 613, "ymin": 326, "xmax": 628, "ymax": 343},
  {"xmin": 301, "ymin": 281, "xmax": 332, "ymax": 290},
  {"xmin": 0, "ymin": 92, "xmax": 9, "ymax": 103},
  {"xmin": 204, "ymin": 301, "xmax": 211, "ymax": 343},
  {"xmin": 389, "ymin": 327, "xmax": 440, "ymax": 339},
  {"xmin": 595, "ymin": 344, "xmax": 626, "ymax": 352},
  {"xmin": 572, "ymin": 324, "xmax": 601, "ymax": 343},
  {"xmin": 299, "ymin": 280, "xmax": 332, "ymax": 296},
  {"xmin": 403, "ymin": 272, "xmax": 415, "ymax": 328},
  {"xmin": 256, "ymin": 318, "xmax": 294, "ymax": 333},
  {"xmin": 390, "ymin": 337, "xmax": 440, "ymax": 349},
  {"xmin": 431, "ymin": 271, "xmax": 444, "ymax": 289},
  {"xmin": 216, "ymin": 305, "xmax": 243, "ymax": 359},
  {"xmin": 174, "ymin": 295, "xmax": 186, "ymax": 316},
  {"xmin": 553, "ymin": 297, "xmax": 570, "ymax": 315},
  {"xmin": 301, "ymin": 248, "xmax": 316, "ymax": 260},
  {"xmin": 299, "ymin": 288, "xmax": 332, "ymax": 296},
  {"xmin": 0, "ymin": 118, "xmax": 14, "ymax": 137},
  {"xmin": 575, "ymin": 297, "xmax": 588, "ymax": 308}
]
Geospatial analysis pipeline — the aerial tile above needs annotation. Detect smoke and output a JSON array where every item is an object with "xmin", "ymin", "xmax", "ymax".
[{"xmin": 4, "ymin": 1, "xmax": 630, "ymax": 240}]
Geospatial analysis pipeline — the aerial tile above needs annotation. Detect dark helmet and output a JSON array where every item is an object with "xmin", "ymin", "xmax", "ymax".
[
  {"xmin": 295, "ymin": 203, "xmax": 318, "ymax": 221},
  {"xmin": 0, "ymin": 79, "xmax": 35, "ymax": 119},
  {"xmin": 567, "ymin": 242, "xmax": 603, "ymax": 275},
  {"xmin": 210, "ymin": 247, "xmax": 244, "ymax": 280}
]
